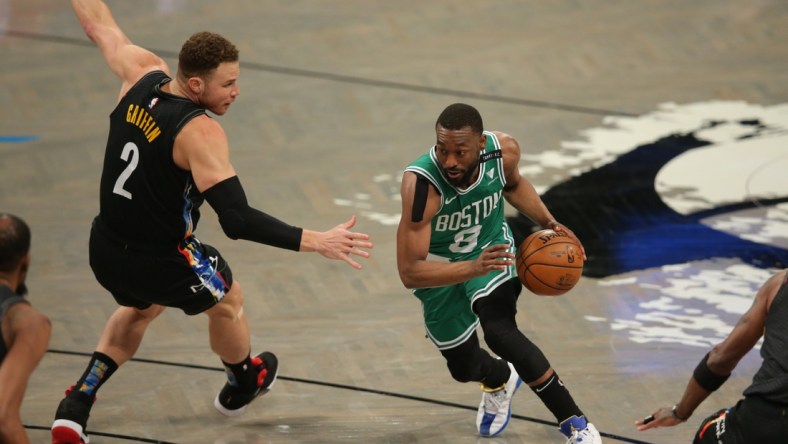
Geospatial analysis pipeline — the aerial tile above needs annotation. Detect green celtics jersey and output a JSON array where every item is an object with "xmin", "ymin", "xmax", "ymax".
[{"xmin": 405, "ymin": 131, "xmax": 514, "ymax": 263}]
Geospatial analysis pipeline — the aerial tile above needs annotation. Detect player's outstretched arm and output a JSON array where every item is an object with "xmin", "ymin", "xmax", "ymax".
[
  {"xmin": 201, "ymin": 173, "xmax": 372, "ymax": 268},
  {"xmin": 299, "ymin": 215, "xmax": 373, "ymax": 270},
  {"xmin": 184, "ymin": 119, "xmax": 372, "ymax": 268},
  {"xmin": 71, "ymin": 0, "xmax": 168, "ymax": 93},
  {"xmin": 636, "ymin": 270, "xmax": 784, "ymax": 432}
]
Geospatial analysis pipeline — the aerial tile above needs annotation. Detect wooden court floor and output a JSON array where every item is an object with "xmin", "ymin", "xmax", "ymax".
[{"xmin": 2, "ymin": 1, "xmax": 787, "ymax": 443}]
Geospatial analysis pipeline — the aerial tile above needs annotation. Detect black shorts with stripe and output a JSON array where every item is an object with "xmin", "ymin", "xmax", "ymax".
[
  {"xmin": 693, "ymin": 396, "xmax": 788, "ymax": 444},
  {"xmin": 89, "ymin": 217, "xmax": 233, "ymax": 315}
]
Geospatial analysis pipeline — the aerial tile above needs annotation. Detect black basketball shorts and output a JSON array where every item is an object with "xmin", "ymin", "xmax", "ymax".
[
  {"xmin": 693, "ymin": 397, "xmax": 788, "ymax": 444},
  {"xmin": 89, "ymin": 220, "xmax": 233, "ymax": 315}
]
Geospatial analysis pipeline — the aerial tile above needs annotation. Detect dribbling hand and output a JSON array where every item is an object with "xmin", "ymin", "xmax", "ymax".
[{"xmin": 549, "ymin": 222, "xmax": 587, "ymax": 261}]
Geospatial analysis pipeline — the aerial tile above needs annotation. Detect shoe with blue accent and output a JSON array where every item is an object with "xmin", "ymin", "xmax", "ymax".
[
  {"xmin": 560, "ymin": 415, "xmax": 602, "ymax": 444},
  {"xmin": 476, "ymin": 361, "xmax": 522, "ymax": 437}
]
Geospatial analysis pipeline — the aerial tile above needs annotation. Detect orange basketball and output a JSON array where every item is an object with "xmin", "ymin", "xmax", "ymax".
[{"xmin": 516, "ymin": 229, "xmax": 583, "ymax": 296}]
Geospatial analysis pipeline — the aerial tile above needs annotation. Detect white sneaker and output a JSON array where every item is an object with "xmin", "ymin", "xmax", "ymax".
[
  {"xmin": 476, "ymin": 362, "xmax": 522, "ymax": 437},
  {"xmin": 561, "ymin": 416, "xmax": 602, "ymax": 444}
]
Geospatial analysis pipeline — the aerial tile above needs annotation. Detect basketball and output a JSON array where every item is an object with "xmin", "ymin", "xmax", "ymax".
[{"xmin": 516, "ymin": 229, "xmax": 583, "ymax": 296}]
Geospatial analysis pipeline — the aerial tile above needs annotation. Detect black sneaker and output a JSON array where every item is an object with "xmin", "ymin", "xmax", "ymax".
[
  {"xmin": 51, "ymin": 387, "xmax": 93, "ymax": 444},
  {"xmin": 214, "ymin": 351, "xmax": 278, "ymax": 417}
]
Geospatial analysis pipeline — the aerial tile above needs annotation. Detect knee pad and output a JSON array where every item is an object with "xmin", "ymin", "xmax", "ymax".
[
  {"xmin": 442, "ymin": 336, "xmax": 490, "ymax": 383},
  {"xmin": 482, "ymin": 324, "xmax": 550, "ymax": 383},
  {"xmin": 445, "ymin": 349, "xmax": 485, "ymax": 383}
]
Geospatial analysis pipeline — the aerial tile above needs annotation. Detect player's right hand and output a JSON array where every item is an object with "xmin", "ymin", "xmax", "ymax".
[{"xmin": 472, "ymin": 244, "xmax": 514, "ymax": 275}]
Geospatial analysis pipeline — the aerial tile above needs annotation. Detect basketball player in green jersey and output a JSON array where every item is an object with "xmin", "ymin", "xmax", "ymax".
[{"xmin": 397, "ymin": 103, "xmax": 601, "ymax": 442}]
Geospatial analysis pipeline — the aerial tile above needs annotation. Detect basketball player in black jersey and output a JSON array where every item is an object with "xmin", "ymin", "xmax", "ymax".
[
  {"xmin": 52, "ymin": 1, "xmax": 373, "ymax": 442},
  {"xmin": 636, "ymin": 269, "xmax": 788, "ymax": 443},
  {"xmin": 0, "ymin": 214, "xmax": 51, "ymax": 444}
]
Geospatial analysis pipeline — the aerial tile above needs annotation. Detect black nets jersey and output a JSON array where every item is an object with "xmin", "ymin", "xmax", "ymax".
[
  {"xmin": 0, "ymin": 285, "xmax": 27, "ymax": 363},
  {"xmin": 98, "ymin": 71, "xmax": 207, "ymax": 245},
  {"xmin": 743, "ymin": 274, "xmax": 788, "ymax": 404}
]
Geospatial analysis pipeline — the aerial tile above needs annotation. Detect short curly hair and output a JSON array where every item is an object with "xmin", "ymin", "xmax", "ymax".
[
  {"xmin": 178, "ymin": 31, "xmax": 239, "ymax": 79},
  {"xmin": 0, "ymin": 213, "xmax": 30, "ymax": 273},
  {"xmin": 435, "ymin": 103, "xmax": 484, "ymax": 135}
]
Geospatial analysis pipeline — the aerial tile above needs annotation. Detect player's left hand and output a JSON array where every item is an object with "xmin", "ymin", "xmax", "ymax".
[
  {"xmin": 550, "ymin": 222, "xmax": 587, "ymax": 260},
  {"xmin": 316, "ymin": 215, "xmax": 373, "ymax": 269}
]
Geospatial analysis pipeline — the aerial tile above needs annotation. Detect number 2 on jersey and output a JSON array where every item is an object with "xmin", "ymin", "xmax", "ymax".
[{"xmin": 112, "ymin": 142, "xmax": 139, "ymax": 199}]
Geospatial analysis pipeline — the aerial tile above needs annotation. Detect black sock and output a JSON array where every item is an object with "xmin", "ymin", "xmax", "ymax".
[
  {"xmin": 222, "ymin": 354, "xmax": 257, "ymax": 391},
  {"xmin": 529, "ymin": 371, "xmax": 583, "ymax": 422},
  {"xmin": 68, "ymin": 351, "xmax": 119, "ymax": 402}
]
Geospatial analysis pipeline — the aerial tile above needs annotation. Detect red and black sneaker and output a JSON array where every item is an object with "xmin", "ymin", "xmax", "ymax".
[
  {"xmin": 51, "ymin": 386, "xmax": 94, "ymax": 444},
  {"xmin": 214, "ymin": 351, "xmax": 278, "ymax": 417}
]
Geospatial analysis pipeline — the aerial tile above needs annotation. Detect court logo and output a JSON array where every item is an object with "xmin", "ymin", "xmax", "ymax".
[
  {"xmin": 506, "ymin": 101, "xmax": 788, "ymax": 277},
  {"xmin": 513, "ymin": 100, "xmax": 787, "ymax": 348}
]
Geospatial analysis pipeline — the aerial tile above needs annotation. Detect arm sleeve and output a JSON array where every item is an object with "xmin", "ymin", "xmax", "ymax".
[{"xmin": 202, "ymin": 176, "xmax": 303, "ymax": 251}]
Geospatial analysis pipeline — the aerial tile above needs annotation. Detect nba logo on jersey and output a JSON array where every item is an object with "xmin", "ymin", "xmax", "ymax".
[{"xmin": 148, "ymin": 97, "xmax": 159, "ymax": 109}]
